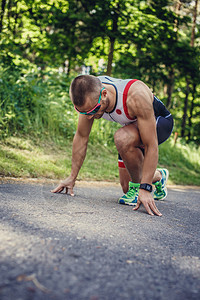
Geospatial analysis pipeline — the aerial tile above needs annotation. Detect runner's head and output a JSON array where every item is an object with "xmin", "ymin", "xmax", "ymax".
[{"xmin": 70, "ymin": 75, "xmax": 102, "ymax": 107}]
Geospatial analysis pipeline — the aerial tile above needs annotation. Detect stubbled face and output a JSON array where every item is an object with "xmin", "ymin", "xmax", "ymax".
[{"xmin": 74, "ymin": 89, "xmax": 109, "ymax": 120}]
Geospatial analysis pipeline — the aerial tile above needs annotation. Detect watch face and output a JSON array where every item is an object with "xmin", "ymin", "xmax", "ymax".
[{"xmin": 146, "ymin": 184, "xmax": 152, "ymax": 192}]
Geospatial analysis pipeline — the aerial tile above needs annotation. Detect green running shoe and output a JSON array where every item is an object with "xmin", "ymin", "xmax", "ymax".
[
  {"xmin": 153, "ymin": 168, "xmax": 169, "ymax": 200},
  {"xmin": 118, "ymin": 182, "xmax": 140, "ymax": 205}
]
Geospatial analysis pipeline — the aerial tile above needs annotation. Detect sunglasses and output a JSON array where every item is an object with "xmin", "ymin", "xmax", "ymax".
[{"xmin": 74, "ymin": 87, "xmax": 105, "ymax": 115}]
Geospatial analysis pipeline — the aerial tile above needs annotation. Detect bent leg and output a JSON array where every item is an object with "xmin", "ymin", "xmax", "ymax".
[
  {"xmin": 114, "ymin": 123, "xmax": 144, "ymax": 184},
  {"xmin": 115, "ymin": 124, "xmax": 162, "ymax": 192},
  {"xmin": 119, "ymin": 167, "xmax": 131, "ymax": 193}
]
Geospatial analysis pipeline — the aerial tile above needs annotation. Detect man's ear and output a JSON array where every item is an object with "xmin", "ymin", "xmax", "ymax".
[{"xmin": 102, "ymin": 88, "xmax": 107, "ymax": 98}]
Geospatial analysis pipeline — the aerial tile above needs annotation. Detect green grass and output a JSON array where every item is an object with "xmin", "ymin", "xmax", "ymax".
[
  {"xmin": 0, "ymin": 135, "xmax": 119, "ymax": 182},
  {"xmin": 158, "ymin": 138, "xmax": 200, "ymax": 186},
  {"xmin": 0, "ymin": 135, "xmax": 199, "ymax": 186},
  {"xmin": 0, "ymin": 137, "xmax": 66, "ymax": 178}
]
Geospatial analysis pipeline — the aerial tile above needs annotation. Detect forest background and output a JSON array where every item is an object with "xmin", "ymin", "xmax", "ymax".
[{"xmin": 0, "ymin": 0, "xmax": 200, "ymax": 186}]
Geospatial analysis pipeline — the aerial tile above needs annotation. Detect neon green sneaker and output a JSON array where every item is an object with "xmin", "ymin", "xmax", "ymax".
[
  {"xmin": 118, "ymin": 182, "xmax": 140, "ymax": 206},
  {"xmin": 153, "ymin": 168, "xmax": 169, "ymax": 200}
]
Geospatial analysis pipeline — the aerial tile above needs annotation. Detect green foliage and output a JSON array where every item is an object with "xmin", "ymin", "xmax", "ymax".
[
  {"xmin": 0, "ymin": 64, "xmax": 76, "ymax": 139},
  {"xmin": 0, "ymin": 62, "xmax": 122, "ymax": 145}
]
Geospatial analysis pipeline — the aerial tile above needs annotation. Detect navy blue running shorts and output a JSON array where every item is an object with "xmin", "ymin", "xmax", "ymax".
[{"xmin": 118, "ymin": 112, "xmax": 174, "ymax": 168}]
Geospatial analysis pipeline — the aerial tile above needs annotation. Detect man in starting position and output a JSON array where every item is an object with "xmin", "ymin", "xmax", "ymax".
[{"xmin": 51, "ymin": 75, "xmax": 174, "ymax": 216}]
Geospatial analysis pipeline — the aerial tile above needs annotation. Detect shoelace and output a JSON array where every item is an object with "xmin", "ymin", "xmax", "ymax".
[
  {"xmin": 127, "ymin": 187, "xmax": 138, "ymax": 198},
  {"xmin": 155, "ymin": 181, "xmax": 162, "ymax": 192}
]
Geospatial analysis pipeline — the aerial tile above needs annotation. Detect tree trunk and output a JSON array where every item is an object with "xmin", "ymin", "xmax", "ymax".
[
  {"xmin": 106, "ymin": 37, "xmax": 115, "ymax": 76},
  {"xmin": 188, "ymin": 83, "xmax": 196, "ymax": 141},
  {"xmin": 166, "ymin": 1, "xmax": 181, "ymax": 108},
  {"xmin": 190, "ymin": 0, "xmax": 199, "ymax": 47},
  {"xmin": 67, "ymin": 58, "xmax": 71, "ymax": 77},
  {"xmin": 0, "ymin": 0, "xmax": 6, "ymax": 33},
  {"xmin": 181, "ymin": 78, "xmax": 190, "ymax": 138},
  {"xmin": 166, "ymin": 67, "xmax": 175, "ymax": 108},
  {"xmin": 187, "ymin": 0, "xmax": 198, "ymax": 140},
  {"xmin": 174, "ymin": 0, "xmax": 182, "ymax": 32},
  {"xmin": 7, "ymin": 0, "xmax": 14, "ymax": 32},
  {"xmin": 106, "ymin": 4, "xmax": 119, "ymax": 76}
]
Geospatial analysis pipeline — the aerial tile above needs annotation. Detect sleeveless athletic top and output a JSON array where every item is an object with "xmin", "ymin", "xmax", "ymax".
[{"xmin": 98, "ymin": 76, "xmax": 171, "ymax": 126}]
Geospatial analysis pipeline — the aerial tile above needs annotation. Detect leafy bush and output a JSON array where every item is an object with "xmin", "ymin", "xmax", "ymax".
[{"xmin": 0, "ymin": 64, "xmax": 76, "ymax": 140}]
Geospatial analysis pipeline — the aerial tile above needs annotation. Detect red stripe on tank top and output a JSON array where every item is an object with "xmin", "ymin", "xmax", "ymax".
[{"xmin": 123, "ymin": 79, "xmax": 138, "ymax": 120}]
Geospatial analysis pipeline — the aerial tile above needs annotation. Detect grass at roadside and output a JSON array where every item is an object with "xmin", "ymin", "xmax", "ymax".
[
  {"xmin": 158, "ymin": 139, "xmax": 200, "ymax": 186},
  {"xmin": 0, "ymin": 135, "xmax": 199, "ymax": 186},
  {"xmin": 0, "ymin": 136, "xmax": 119, "ymax": 182}
]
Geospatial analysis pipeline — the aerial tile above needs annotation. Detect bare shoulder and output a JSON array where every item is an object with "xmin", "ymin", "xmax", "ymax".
[
  {"xmin": 126, "ymin": 80, "xmax": 154, "ymax": 118},
  {"xmin": 128, "ymin": 80, "xmax": 153, "ymax": 101}
]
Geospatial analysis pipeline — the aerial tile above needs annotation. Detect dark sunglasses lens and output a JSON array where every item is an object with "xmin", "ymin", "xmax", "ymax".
[{"xmin": 86, "ymin": 105, "xmax": 101, "ymax": 115}]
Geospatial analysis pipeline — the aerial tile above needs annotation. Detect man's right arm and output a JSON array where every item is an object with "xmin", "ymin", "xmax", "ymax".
[
  {"xmin": 51, "ymin": 115, "xmax": 94, "ymax": 194},
  {"xmin": 70, "ymin": 115, "xmax": 94, "ymax": 181}
]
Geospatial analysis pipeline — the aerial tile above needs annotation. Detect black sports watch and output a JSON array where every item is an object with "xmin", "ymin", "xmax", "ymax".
[{"xmin": 140, "ymin": 183, "xmax": 152, "ymax": 192}]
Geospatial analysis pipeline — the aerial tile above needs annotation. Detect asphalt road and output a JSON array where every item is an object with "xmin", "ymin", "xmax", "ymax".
[{"xmin": 0, "ymin": 180, "xmax": 200, "ymax": 300}]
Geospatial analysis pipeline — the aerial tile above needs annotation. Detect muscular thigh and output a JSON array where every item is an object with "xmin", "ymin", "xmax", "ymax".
[{"xmin": 114, "ymin": 122, "xmax": 143, "ymax": 150}]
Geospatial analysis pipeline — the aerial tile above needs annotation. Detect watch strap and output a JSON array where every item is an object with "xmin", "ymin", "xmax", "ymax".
[{"xmin": 140, "ymin": 183, "xmax": 152, "ymax": 192}]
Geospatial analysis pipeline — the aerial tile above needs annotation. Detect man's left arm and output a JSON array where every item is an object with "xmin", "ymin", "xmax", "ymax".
[
  {"xmin": 127, "ymin": 84, "xmax": 162, "ymax": 216},
  {"xmin": 137, "ymin": 105, "xmax": 158, "ymax": 184}
]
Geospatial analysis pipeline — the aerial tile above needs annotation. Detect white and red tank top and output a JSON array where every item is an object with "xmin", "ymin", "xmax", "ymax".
[{"xmin": 98, "ymin": 76, "xmax": 138, "ymax": 126}]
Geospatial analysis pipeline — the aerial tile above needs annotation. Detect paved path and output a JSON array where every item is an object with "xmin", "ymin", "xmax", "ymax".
[{"xmin": 0, "ymin": 180, "xmax": 200, "ymax": 300}]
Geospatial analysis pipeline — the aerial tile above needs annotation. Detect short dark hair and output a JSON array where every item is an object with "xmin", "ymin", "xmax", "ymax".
[{"xmin": 70, "ymin": 75, "xmax": 102, "ymax": 106}]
